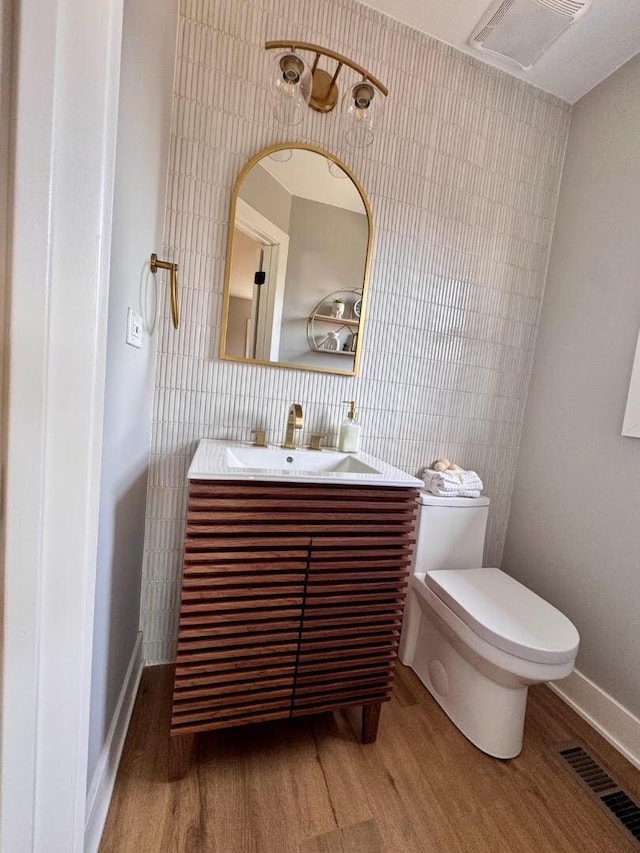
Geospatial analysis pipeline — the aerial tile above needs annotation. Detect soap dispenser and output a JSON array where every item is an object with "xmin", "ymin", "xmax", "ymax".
[{"xmin": 338, "ymin": 400, "xmax": 361, "ymax": 453}]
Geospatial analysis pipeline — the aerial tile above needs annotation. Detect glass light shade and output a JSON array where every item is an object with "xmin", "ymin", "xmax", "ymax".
[
  {"xmin": 272, "ymin": 51, "xmax": 312, "ymax": 126},
  {"xmin": 268, "ymin": 148, "xmax": 293, "ymax": 162},
  {"xmin": 342, "ymin": 81, "xmax": 381, "ymax": 149},
  {"xmin": 327, "ymin": 158, "xmax": 348, "ymax": 178}
]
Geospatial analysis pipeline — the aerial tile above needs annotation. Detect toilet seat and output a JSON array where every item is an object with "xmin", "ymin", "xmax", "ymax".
[{"xmin": 425, "ymin": 568, "xmax": 580, "ymax": 665}]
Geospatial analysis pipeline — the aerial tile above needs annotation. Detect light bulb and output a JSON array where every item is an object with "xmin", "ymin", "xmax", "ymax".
[
  {"xmin": 272, "ymin": 52, "xmax": 312, "ymax": 126},
  {"xmin": 343, "ymin": 81, "xmax": 378, "ymax": 149}
]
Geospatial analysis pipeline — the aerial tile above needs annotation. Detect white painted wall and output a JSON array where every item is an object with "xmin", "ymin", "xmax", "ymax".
[
  {"xmin": 0, "ymin": 0, "xmax": 13, "ymax": 558},
  {"xmin": 0, "ymin": 5, "xmax": 13, "ymax": 788},
  {"xmin": 279, "ymin": 196, "xmax": 368, "ymax": 366},
  {"xmin": 503, "ymin": 52, "xmax": 640, "ymax": 718},
  {"xmin": 240, "ymin": 164, "xmax": 292, "ymax": 234},
  {"xmin": 90, "ymin": 0, "xmax": 177, "ymax": 789}
]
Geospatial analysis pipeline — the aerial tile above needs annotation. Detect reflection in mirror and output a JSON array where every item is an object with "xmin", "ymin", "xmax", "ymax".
[{"xmin": 221, "ymin": 144, "xmax": 372, "ymax": 375}]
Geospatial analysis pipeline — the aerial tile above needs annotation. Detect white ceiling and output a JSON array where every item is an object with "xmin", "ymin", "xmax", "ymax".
[{"xmin": 360, "ymin": 0, "xmax": 640, "ymax": 103}]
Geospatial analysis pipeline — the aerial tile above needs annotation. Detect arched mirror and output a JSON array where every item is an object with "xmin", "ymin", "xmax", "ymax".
[{"xmin": 220, "ymin": 143, "xmax": 372, "ymax": 375}]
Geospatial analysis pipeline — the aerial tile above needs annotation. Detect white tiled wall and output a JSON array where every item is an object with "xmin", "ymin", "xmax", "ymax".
[{"xmin": 140, "ymin": 0, "xmax": 571, "ymax": 663}]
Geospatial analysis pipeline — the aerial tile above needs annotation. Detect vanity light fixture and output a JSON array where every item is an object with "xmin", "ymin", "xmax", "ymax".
[{"xmin": 265, "ymin": 40, "xmax": 388, "ymax": 148}]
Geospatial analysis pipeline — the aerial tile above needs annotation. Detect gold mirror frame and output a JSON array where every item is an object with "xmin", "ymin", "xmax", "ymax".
[{"xmin": 219, "ymin": 142, "xmax": 373, "ymax": 376}]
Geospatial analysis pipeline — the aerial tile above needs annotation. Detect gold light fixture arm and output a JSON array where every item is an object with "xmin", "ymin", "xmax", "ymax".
[
  {"xmin": 150, "ymin": 253, "xmax": 179, "ymax": 329},
  {"xmin": 265, "ymin": 40, "xmax": 388, "ymax": 98},
  {"xmin": 330, "ymin": 61, "xmax": 343, "ymax": 89}
]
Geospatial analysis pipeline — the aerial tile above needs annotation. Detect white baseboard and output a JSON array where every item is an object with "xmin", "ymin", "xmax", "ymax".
[
  {"xmin": 550, "ymin": 668, "xmax": 640, "ymax": 770},
  {"xmin": 85, "ymin": 632, "xmax": 144, "ymax": 853}
]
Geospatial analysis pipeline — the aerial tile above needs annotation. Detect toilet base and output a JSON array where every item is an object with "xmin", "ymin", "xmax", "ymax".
[{"xmin": 406, "ymin": 609, "xmax": 528, "ymax": 759}]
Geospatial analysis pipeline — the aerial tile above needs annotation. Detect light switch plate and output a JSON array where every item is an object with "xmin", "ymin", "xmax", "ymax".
[{"xmin": 126, "ymin": 308, "xmax": 143, "ymax": 348}]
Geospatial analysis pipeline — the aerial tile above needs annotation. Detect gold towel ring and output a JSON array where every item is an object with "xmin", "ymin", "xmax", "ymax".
[{"xmin": 150, "ymin": 253, "xmax": 179, "ymax": 329}]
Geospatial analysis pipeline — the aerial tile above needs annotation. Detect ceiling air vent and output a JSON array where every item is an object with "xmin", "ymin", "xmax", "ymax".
[{"xmin": 469, "ymin": 0, "xmax": 591, "ymax": 69}]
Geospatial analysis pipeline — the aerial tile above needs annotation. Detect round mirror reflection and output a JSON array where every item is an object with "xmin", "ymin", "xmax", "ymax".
[{"xmin": 220, "ymin": 143, "xmax": 372, "ymax": 375}]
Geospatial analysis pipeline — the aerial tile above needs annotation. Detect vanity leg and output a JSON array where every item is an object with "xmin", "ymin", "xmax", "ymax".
[
  {"xmin": 168, "ymin": 732, "xmax": 196, "ymax": 780},
  {"xmin": 362, "ymin": 702, "xmax": 382, "ymax": 744}
]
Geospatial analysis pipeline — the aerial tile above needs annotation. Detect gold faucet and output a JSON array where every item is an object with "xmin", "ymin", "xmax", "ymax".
[{"xmin": 282, "ymin": 403, "xmax": 303, "ymax": 449}]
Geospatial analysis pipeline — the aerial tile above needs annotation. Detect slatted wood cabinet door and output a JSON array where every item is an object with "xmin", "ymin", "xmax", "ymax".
[{"xmin": 168, "ymin": 479, "xmax": 418, "ymax": 779}]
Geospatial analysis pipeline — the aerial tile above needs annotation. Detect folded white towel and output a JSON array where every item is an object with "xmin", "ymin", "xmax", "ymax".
[{"xmin": 420, "ymin": 467, "xmax": 484, "ymax": 498}]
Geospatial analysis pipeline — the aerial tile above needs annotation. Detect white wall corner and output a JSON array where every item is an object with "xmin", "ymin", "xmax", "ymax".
[
  {"xmin": 85, "ymin": 633, "xmax": 144, "ymax": 853},
  {"xmin": 550, "ymin": 668, "xmax": 640, "ymax": 770}
]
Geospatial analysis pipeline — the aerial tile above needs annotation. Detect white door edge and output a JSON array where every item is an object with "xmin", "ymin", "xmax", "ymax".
[{"xmin": 2, "ymin": 1, "xmax": 124, "ymax": 850}]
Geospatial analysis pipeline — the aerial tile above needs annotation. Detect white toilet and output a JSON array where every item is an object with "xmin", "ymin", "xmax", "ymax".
[{"xmin": 399, "ymin": 492, "xmax": 579, "ymax": 759}]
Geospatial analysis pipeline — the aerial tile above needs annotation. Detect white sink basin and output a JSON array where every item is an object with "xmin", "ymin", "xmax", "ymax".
[
  {"xmin": 225, "ymin": 445, "xmax": 379, "ymax": 475},
  {"xmin": 188, "ymin": 439, "xmax": 422, "ymax": 487}
]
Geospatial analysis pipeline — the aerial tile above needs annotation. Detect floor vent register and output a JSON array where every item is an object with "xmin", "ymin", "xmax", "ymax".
[{"xmin": 557, "ymin": 742, "xmax": 640, "ymax": 848}]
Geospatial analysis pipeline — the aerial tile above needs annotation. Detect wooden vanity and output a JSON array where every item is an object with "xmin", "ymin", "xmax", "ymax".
[{"xmin": 167, "ymin": 455, "xmax": 419, "ymax": 779}]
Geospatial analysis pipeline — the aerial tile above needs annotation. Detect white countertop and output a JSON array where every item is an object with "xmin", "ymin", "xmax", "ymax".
[{"xmin": 188, "ymin": 439, "xmax": 422, "ymax": 488}]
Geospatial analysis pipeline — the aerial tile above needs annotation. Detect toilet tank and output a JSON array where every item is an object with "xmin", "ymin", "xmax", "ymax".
[{"xmin": 412, "ymin": 493, "xmax": 490, "ymax": 573}]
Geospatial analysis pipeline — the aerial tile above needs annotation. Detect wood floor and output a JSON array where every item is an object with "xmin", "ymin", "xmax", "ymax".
[{"xmin": 100, "ymin": 664, "xmax": 640, "ymax": 852}]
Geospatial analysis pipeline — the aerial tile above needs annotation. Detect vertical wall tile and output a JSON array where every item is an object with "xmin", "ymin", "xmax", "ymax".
[{"xmin": 140, "ymin": 0, "xmax": 570, "ymax": 663}]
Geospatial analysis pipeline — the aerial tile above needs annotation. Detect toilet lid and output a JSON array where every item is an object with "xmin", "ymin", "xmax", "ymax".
[{"xmin": 425, "ymin": 568, "xmax": 580, "ymax": 665}]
